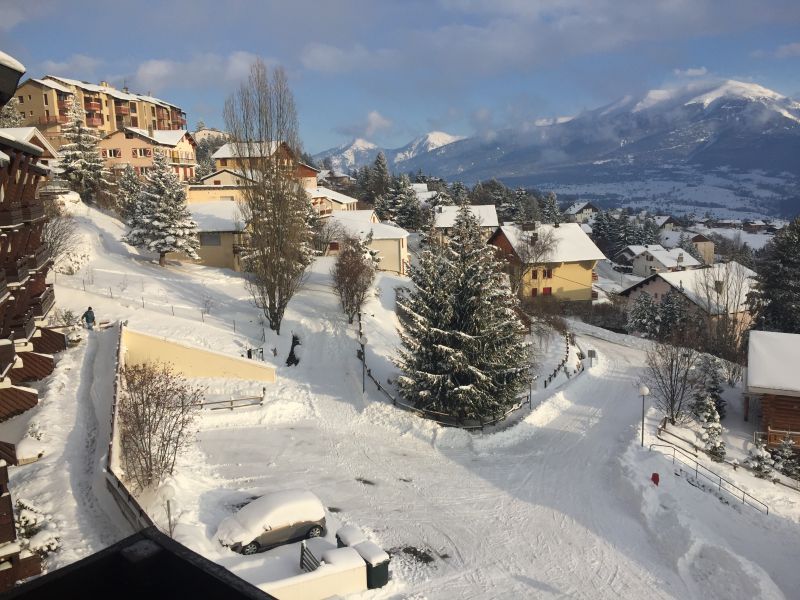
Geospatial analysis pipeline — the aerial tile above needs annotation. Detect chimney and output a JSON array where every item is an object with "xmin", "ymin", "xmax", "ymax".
[{"xmin": 521, "ymin": 222, "xmax": 537, "ymax": 231}]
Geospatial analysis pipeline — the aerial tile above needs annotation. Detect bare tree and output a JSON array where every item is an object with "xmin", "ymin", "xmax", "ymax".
[
  {"xmin": 644, "ymin": 342, "xmax": 700, "ymax": 425},
  {"xmin": 42, "ymin": 196, "xmax": 80, "ymax": 268},
  {"xmin": 504, "ymin": 226, "xmax": 557, "ymax": 297},
  {"xmin": 225, "ymin": 60, "xmax": 314, "ymax": 335},
  {"xmin": 332, "ymin": 235, "xmax": 377, "ymax": 324},
  {"xmin": 311, "ymin": 217, "xmax": 344, "ymax": 255},
  {"xmin": 119, "ymin": 362, "xmax": 203, "ymax": 492}
]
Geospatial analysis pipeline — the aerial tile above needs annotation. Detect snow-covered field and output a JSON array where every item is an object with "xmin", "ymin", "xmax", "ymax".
[{"xmin": 5, "ymin": 200, "xmax": 800, "ymax": 598}]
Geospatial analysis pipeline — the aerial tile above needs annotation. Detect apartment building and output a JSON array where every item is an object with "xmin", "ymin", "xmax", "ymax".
[
  {"xmin": 211, "ymin": 141, "xmax": 319, "ymax": 190},
  {"xmin": 14, "ymin": 76, "xmax": 187, "ymax": 149},
  {"xmin": 98, "ymin": 127, "xmax": 197, "ymax": 181}
]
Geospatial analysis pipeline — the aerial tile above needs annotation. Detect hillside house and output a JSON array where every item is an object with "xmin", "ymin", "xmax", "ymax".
[
  {"xmin": 631, "ymin": 247, "xmax": 700, "ymax": 278},
  {"xmin": 309, "ymin": 186, "xmax": 359, "ymax": 216},
  {"xmin": 167, "ymin": 200, "xmax": 245, "ymax": 271},
  {"xmin": 615, "ymin": 244, "xmax": 664, "ymax": 266},
  {"xmin": 488, "ymin": 223, "xmax": 606, "ymax": 302},
  {"xmin": 211, "ymin": 141, "xmax": 318, "ymax": 190},
  {"xmin": 746, "ymin": 331, "xmax": 800, "ymax": 446},
  {"xmin": 317, "ymin": 169, "xmax": 354, "ymax": 187},
  {"xmin": 98, "ymin": 127, "xmax": 197, "ymax": 181},
  {"xmin": 564, "ymin": 201, "xmax": 600, "ymax": 224},
  {"xmin": 690, "ymin": 234, "xmax": 715, "ymax": 264},
  {"xmin": 0, "ymin": 127, "xmax": 58, "ymax": 167},
  {"xmin": 433, "ymin": 205, "xmax": 498, "ymax": 241},
  {"xmin": 328, "ymin": 210, "xmax": 409, "ymax": 275},
  {"xmin": 653, "ymin": 215, "xmax": 678, "ymax": 231},
  {"xmin": 744, "ymin": 220, "xmax": 767, "ymax": 234}
]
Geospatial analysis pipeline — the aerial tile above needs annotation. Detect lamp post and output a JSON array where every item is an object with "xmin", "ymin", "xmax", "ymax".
[
  {"xmin": 160, "ymin": 483, "xmax": 176, "ymax": 537},
  {"xmin": 639, "ymin": 383, "xmax": 650, "ymax": 448},
  {"xmin": 358, "ymin": 335, "xmax": 368, "ymax": 393}
]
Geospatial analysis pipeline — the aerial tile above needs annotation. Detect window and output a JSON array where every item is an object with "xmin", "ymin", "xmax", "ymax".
[
  {"xmin": 543, "ymin": 287, "xmax": 552, "ymax": 296},
  {"xmin": 531, "ymin": 289, "xmax": 538, "ymax": 298},
  {"xmin": 27, "ymin": 95, "xmax": 31, "ymax": 100},
  {"xmin": 328, "ymin": 241, "xmax": 340, "ymax": 251},
  {"xmin": 544, "ymin": 268, "xmax": 553, "ymax": 279},
  {"xmin": 17, "ymin": 95, "xmax": 23, "ymax": 103},
  {"xmin": 151, "ymin": 107, "xmax": 156, "ymax": 116},
  {"xmin": 130, "ymin": 104, "xmax": 137, "ymax": 113},
  {"xmin": 220, "ymin": 159, "xmax": 227, "ymax": 167},
  {"xmin": 531, "ymin": 270, "xmax": 538, "ymax": 280},
  {"xmin": 646, "ymin": 255, "xmax": 654, "ymax": 261},
  {"xmin": 199, "ymin": 232, "xmax": 221, "ymax": 246},
  {"xmin": 43, "ymin": 95, "xmax": 48, "ymax": 106},
  {"xmin": 213, "ymin": 180, "xmax": 221, "ymax": 185},
  {"xmin": 29, "ymin": 110, "xmax": 33, "ymax": 116},
  {"xmin": 131, "ymin": 117, "xmax": 138, "ymax": 127}
]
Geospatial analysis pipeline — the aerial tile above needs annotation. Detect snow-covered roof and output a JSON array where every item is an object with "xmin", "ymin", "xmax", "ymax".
[
  {"xmin": 564, "ymin": 201, "xmax": 598, "ymax": 215},
  {"xmin": 619, "ymin": 244, "xmax": 664, "ymax": 258},
  {"xmin": 747, "ymin": 331, "xmax": 800, "ymax": 397},
  {"xmin": 580, "ymin": 223, "xmax": 593, "ymax": 234},
  {"xmin": 411, "ymin": 183, "xmax": 429, "ymax": 193},
  {"xmin": 330, "ymin": 211, "xmax": 408, "ymax": 240},
  {"xmin": 416, "ymin": 190, "xmax": 439, "ymax": 203},
  {"xmin": 188, "ymin": 201, "xmax": 242, "ymax": 232},
  {"xmin": 29, "ymin": 77, "xmax": 73, "ymax": 94},
  {"xmin": 643, "ymin": 248, "xmax": 701, "ymax": 269},
  {"xmin": 308, "ymin": 186, "xmax": 358, "ymax": 206},
  {"xmin": 497, "ymin": 223, "xmax": 606, "ymax": 263},
  {"xmin": 653, "ymin": 215, "xmax": 674, "ymax": 228},
  {"xmin": 0, "ymin": 129, "xmax": 42, "ymax": 155},
  {"xmin": 0, "ymin": 127, "xmax": 59, "ymax": 157},
  {"xmin": 125, "ymin": 127, "xmax": 190, "ymax": 147},
  {"xmin": 216, "ymin": 490, "xmax": 325, "ymax": 546},
  {"xmin": 212, "ymin": 141, "xmax": 280, "ymax": 160},
  {"xmin": 198, "ymin": 168, "xmax": 253, "ymax": 184},
  {"xmin": 433, "ymin": 205, "xmax": 498, "ymax": 229},
  {"xmin": 328, "ymin": 209, "xmax": 376, "ymax": 224},
  {"xmin": 0, "ymin": 51, "xmax": 25, "ymax": 73},
  {"xmin": 44, "ymin": 76, "xmax": 166, "ymax": 105}
]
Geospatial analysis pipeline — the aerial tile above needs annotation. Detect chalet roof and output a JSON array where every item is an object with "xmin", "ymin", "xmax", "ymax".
[
  {"xmin": 330, "ymin": 211, "xmax": 408, "ymax": 241},
  {"xmin": 308, "ymin": 186, "xmax": 358, "ymax": 206},
  {"xmin": 433, "ymin": 205, "xmax": 498, "ymax": 229},
  {"xmin": 29, "ymin": 77, "xmax": 73, "ymax": 94},
  {"xmin": 691, "ymin": 233, "xmax": 712, "ymax": 243},
  {"xmin": 0, "ymin": 127, "xmax": 59, "ymax": 157},
  {"xmin": 199, "ymin": 168, "xmax": 253, "ymax": 184},
  {"xmin": 124, "ymin": 127, "xmax": 192, "ymax": 147},
  {"xmin": 618, "ymin": 244, "xmax": 664, "ymax": 259},
  {"xmin": 188, "ymin": 201, "xmax": 242, "ymax": 232},
  {"xmin": 653, "ymin": 215, "xmax": 675, "ymax": 228},
  {"xmin": 495, "ymin": 223, "xmax": 606, "ymax": 263},
  {"xmin": 643, "ymin": 247, "xmax": 701, "ymax": 269},
  {"xmin": 411, "ymin": 183, "xmax": 429, "ymax": 193},
  {"xmin": 0, "ymin": 129, "xmax": 43, "ymax": 156},
  {"xmin": 0, "ymin": 150, "xmax": 8, "ymax": 167},
  {"xmin": 564, "ymin": 201, "xmax": 598, "ymax": 215},
  {"xmin": 747, "ymin": 331, "xmax": 800, "ymax": 398},
  {"xmin": 620, "ymin": 261, "xmax": 755, "ymax": 315},
  {"xmin": 212, "ymin": 141, "xmax": 280, "ymax": 160}
]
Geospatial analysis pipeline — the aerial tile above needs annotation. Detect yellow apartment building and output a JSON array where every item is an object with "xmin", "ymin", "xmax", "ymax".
[{"xmin": 98, "ymin": 127, "xmax": 197, "ymax": 181}]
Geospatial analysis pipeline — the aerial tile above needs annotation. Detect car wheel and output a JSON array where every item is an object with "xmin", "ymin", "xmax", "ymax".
[
  {"xmin": 306, "ymin": 526, "xmax": 323, "ymax": 539},
  {"xmin": 241, "ymin": 541, "xmax": 260, "ymax": 555}
]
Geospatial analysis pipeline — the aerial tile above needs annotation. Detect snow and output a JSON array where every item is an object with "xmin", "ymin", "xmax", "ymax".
[
  {"xmin": 125, "ymin": 127, "xmax": 188, "ymax": 147},
  {"xmin": 500, "ymin": 223, "xmax": 606, "ymax": 262},
  {"xmin": 308, "ymin": 186, "xmax": 358, "ymax": 206},
  {"xmin": 353, "ymin": 540, "xmax": 389, "ymax": 565},
  {"xmin": 336, "ymin": 524, "xmax": 366, "ymax": 546},
  {"xmin": 0, "ymin": 51, "xmax": 25, "ymax": 73},
  {"xmin": 644, "ymin": 247, "xmax": 701, "ymax": 269},
  {"xmin": 215, "ymin": 490, "xmax": 325, "ymax": 547},
  {"xmin": 30, "ymin": 78, "xmax": 73, "ymax": 94},
  {"xmin": 693, "ymin": 225, "xmax": 774, "ymax": 251},
  {"xmin": 188, "ymin": 200, "xmax": 242, "ymax": 232},
  {"xmin": 656, "ymin": 262, "xmax": 755, "ymax": 314},
  {"xmin": 329, "ymin": 212, "xmax": 408, "ymax": 241},
  {"xmin": 433, "ymin": 204, "xmax": 498, "ymax": 229},
  {"xmin": 747, "ymin": 331, "xmax": 800, "ymax": 397},
  {"xmin": 686, "ymin": 80, "xmax": 784, "ymax": 108},
  {"xmin": 212, "ymin": 141, "xmax": 279, "ymax": 160}
]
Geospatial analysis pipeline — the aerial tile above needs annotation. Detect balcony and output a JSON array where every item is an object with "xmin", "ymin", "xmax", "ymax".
[
  {"xmin": 21, "ymin": 202, "xmax": 44, "ymax": 223},
  {"xmin": 31, "ymin": 285, "xmax": 55, "ymax": 319},
  {"xmin": 86, "ymin": 116, "xmax": 103, "ymax": 127},
  {"xmin": 115, "ymin": 103, "xmax": 130, "ymax": 115},
  {"xmin": 0, "ymin": 338, "xmax": 14, "ymax": 379},
  {"xmin": 3, "ymin": 257, "xmax": 29, "ymax": 284},
  {"xmin": 37, "ymin": 115, "xmax": 66, "ymax": 125},
  {"xmin": 84, "ymin": 100, "xmax": 101, "ymax": 111},
  {"xmin": 0, "ymin": 270, "xmax": 7, "ymax": 299},
  {"xmin": 27, "ymin": 247, "xmax": 50, "ymax": 272},
  {"xmin": 0, "ymin": 209, "xmax": 23, "ymax": 227},
  {"xmin": 57, "ymin": 99, "xmax": 68, "ymax": 111},
  {"xmin": 10, "ymin": 311, "xmax": 36, "ymax": 342}
]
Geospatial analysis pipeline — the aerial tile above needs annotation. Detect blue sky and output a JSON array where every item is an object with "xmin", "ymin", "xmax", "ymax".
[{"xmin": 2, "ymin": 0, "xmax": 800, "ymax": 153}]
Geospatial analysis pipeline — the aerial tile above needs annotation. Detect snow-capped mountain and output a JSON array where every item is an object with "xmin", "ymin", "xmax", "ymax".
[{"xmin": 314, "ymin": 131, "xmax": 464, "ymax": 172}]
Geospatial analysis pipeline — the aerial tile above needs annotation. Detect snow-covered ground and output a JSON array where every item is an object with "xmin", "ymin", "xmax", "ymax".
[{"xmin": 5, "ymin": 200, "xmax": 800, "ymax": 598}]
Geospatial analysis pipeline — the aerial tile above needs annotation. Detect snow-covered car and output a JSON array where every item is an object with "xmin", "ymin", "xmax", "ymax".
[{"xmin": 216, "ymin": 490, "xmax": 327, "ymax": 555}]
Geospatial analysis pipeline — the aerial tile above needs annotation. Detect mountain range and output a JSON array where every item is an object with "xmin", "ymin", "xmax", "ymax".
[{"xmin": 314, "ymin": 80, "xmax": 800, "ymax": 217}]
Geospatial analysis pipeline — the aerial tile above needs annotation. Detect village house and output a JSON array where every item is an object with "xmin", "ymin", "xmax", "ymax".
[
  {"xmin": 0, "ymin": 127, "xmax": 58, "ymax": 167},
  {"xmin": 690, "ymin": 233, "xmax": 715, "ymax": 264},
  {"xmin": 327, "ymin": 210, "xmax": 409, "ymax": 275},
  {"xmin": 433, "ymin": 204, "xmax": 499, "ymax": 241},
  {"xmin": 185, "ymin": 168, "xmax": 249, "ymax": 205},
  {"xmin": 14, "ymin": 75, "xmax": 186, "ymax": 149},
  {"xmin": 317, "ymin": 169, "xmax": 354, "ymax": 188},
  {"xmin": 631, "ymin": 246, "xmax": 700, "ymax": 278},
  {"xmin": 614, "ymin": 244, "xmax": 664, "ymax": 266},
  {"xmin": 564, "ymin": 201, "xmax": 600, "ymax": 224},
  {"xmin": 211, "ymin": 141, "xmax": 318, "ymax": 190},
  {"xmin": 746, "ymin": 331, "xmax": 800, "ymax": 447},
  {"xmin": 167, "ymin": 200, "xmax": 245, "ymax": 271},
  {"xmin": 488, "ymin": 223, "xmax": 606, "ymax": 302},
  {"xmin": 98, "ymin": 127, "xmax": 197, "ymax": 181},
  {"xmin": 743, "ymin": 220, "xmax": 768, "ymax": 234},
  {"xmin": 308, "ymin": 186, "xmax": 359, "ymax": 215},
  {"xmin": 653, "ymin": 215, "xmax": 678, "ymax": 231}
]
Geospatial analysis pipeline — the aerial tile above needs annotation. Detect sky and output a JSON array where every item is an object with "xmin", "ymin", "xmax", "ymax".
[{"xmin": 2, "ymin": 0, "xmax": 800, "ymax": 153}]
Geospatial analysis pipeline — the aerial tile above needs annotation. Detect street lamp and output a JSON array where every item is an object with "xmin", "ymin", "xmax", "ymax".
[
  {"xmin": 160, "ymin": 483, "xmax": 176, "ymax": 537},
  {"xmin": 358, "ymin": 335, "xmax": 368, "ymax": 393},
  {"xmin": 639, "ymin": 383, "xmax": 650, "ymax": 447}
]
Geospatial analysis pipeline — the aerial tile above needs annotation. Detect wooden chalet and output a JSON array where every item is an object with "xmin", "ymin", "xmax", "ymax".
[{"xmin": 746, "ymin": 330, "xmax": 800, "ymax": 447}]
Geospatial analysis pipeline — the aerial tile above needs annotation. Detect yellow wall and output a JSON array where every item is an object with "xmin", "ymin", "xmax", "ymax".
[
  {"xmin": 186, "ymin": 186, "xmax": 244, "ymax": 204},
  {"xmin": 370, "ymin": 238, "xmax": 408, "ymax": 275},
  {"xmin": 521, "ymin": 261, "xmax": 596, "ymax": 302},
  {"xmin": 99, "ymin": 131, "xmax": 196, "ymax": 181},
  {"xmin": 121, "ymin": 327, "xmax": 275, "ymax": 382},
  {"xmin": 203, "ymin": 170, "xmax": 247, "ymax": 186},
  {"xmin": 693, "ymin": 240, "xmax": 715, "ymax": 264},
  {"xmin": 167, "ymin": 232, "xmax": 244, "ymax": 271}
]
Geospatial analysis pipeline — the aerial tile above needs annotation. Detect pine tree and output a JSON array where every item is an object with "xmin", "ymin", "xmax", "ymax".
[
  {"xmin": 696, "ymin": 394, "xmax": 726, "ymax": 462},
  {"xmin": 124, "ymin": 151, "xmax": 199, "ymax": 266},
  {"xmin": 692, "ymin": 354, "xmax": 726, "ymax": 419},
  {"xmin": 640, "ymin": 217, "xmax": 661, "ymax": 245},
  {"xmin": 658, "ymin": 290, "xmax": 688, "ymax": 341},
  {"xmin": 117, "ymin": 164, "xmax": 142, "ymax": 221},
  {"xmin": 627, "ymin": 292, "xmax": 660, "ymax": 338},
  {"xmin": 749, "ymin": 217, "xmax": 800, "ymax": 333},
  {"xmin": 745, "ymin": 441, "xmax": 774, "ymax": 478},
  {"xmin": 678, "ymin": 233, "xmax": 703, "ymax": 262},
  {"xmin": 450, "ymin": 181, "xmax": 469, "ymax": 205},
  {"xmin": 0, "ymin": 97, "xmax": 24, "ymax": 127},
  {"xmin": 540, "ymin": 192, "xmax": 561, "ymax": 225},
  {"xmin": 771, "ymin": 436, "xmax": 799, "ymax": 480},
  {"xmin": 369, "ymin": 152, "xmax": 391, "ymax": 199},
  {"xmin": 429, "ymin": 189, "xmax": 453, "ymax": 208},
  {"xmin": 59, "ymin": 98, "xmax": 112, "ymax": 202},
  {"xmin": 393, "ymin": 175, "xmax": 423, "ymax": 230},
  {"xmin": 396, "ymin": 207, "xmax": 531, "ymax": 420}
]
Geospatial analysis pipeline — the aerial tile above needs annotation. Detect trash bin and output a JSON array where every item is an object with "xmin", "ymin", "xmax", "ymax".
[
  {"xmin": 336, "ymin": 525, "xmax": 366, "ymax": 549},
  {"xmin": 353, "ymin": 540, "xmax": 390, "ymax": 589}
]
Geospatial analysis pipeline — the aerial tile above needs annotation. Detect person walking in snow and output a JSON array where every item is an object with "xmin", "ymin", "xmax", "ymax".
[{"xmin": 82, "ymin": 306, "xmax": 96, "ymax": 330}]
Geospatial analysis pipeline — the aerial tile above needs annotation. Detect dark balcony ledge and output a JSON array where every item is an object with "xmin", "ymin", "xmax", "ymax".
[{"xmin": 0, "ymin": 209, "xmax": 24, "ymax": 228}]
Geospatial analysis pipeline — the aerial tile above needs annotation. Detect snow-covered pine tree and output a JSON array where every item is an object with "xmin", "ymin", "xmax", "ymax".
[
  {"xmin": 745, "ymin": 441, "xmax": 774, "ymax": 478},
  {"xmin": 59, "ymin": 98, "xmax": 112, "ymax": 202},
  {"xmin": 749, "ymin": 217, "xmax": 800, "ymax": 333},
  {"xmin": 540, "ymin": 192, "xmax": 561, "ymax": 225},
  {"xmin": 626, "ymin": 292, "xmax": 660, "ymax": 338},
  {"xmin": 0, "ymin": 97, "xmax": 24, "ymax": 127},
  {"xmin": 449, "ymin": 181, "xmax": 469, "ymax": 205},
  {"xmin": 696, "ymin": 394, "xmax": 726, "ymax": 462},
  {"xmin": 124, "ymin": 150, "xmax": 199, "ymax": 266},
  {"xmin": 429, "ymin": 188, "xmax": 454, "ymax": 208},
  {"xmin": 393, "ymin": 174, "xmax": 423, "ymax": 230},
  {"xmin": 396, "ymin": 207, "xmax": 531, "ymax": 420},
  {"xmin": 692, "ymin": 354, "xmax": 726, "ymax": 419},
  {"xmin": 677, "ymin": 233, "xmax": 703, "ymax": 262},
  {"xmin": 373, "ymin": 194, "xmax": 393, "ymax": 221},
  {"xmin": 369, "ymin": 152, "xmax": 391, "ymax": 199},
  {"xmin": 771, "ymin": 436, "xmax": 799, "ymax": 480},
  {"xmin": 658, "ymin": 290, "xmax": 688, "ymax": 341},
  {"xmin": 117, "ymin": 164, "xmax": 142, "ymax": 221},
  {"xmin": 640, "ymin": 217, "xmax": 661, "ymax": 245}
]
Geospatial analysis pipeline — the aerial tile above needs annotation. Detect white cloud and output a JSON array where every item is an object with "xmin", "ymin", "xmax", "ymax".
[
  {"xmin": 335, "ymin": 110, "xmax": 393, "ymax": 139},
  {"xmin": 673, "ymin": 67, "xmax": 708, "ymax": 77},
  {"xmin": 300, "ymin": 43, "xmax": 395, "ymax": 74},
  {"xmin": 775, "ymin": 42, "xmax": 800, "ymax": 58},
  {"xmin": 40, "ymin": 54, "xmax": 103, "ymax": 78},
  {"xmin": 133, "ymin": 52, "xmax": 264, "ymax": 93}
]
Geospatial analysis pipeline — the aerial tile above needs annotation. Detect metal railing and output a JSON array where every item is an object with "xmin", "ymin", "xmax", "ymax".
[
  {"xmin": 201, "ymin": 389, "xmax": 265, "ymax": 411},
  {"xmin": 649, "ymin": 443, "xmax": 769, "ymax": 515}
]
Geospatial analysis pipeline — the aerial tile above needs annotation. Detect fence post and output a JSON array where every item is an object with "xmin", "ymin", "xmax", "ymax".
[
  {"xmin": 233, "ymin": 319, "xmax": 236, "ymax": 332},
  {"xmin": 109, "ymin": 287, "xmax": 113, "ymax": 298},
  {"xmin": 171, "ymin": 305, "xmax": 175, "ymax": 316},
  {"xmin": 141, "ymin": 296, "xmax": 145, "ymax": 308},
  {"xmin": 82, "ymin": 279, "xmax": 86, "ymax": 291},
  {"xmin": 200, "ymin": 311, "xmax": 205, "ymax": 322}
]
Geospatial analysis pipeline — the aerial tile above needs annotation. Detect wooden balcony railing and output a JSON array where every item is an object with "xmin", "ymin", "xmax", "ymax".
[
  {"xmin": 10, "ymin": 312, "xmax": 35, "ymax": 342},
  {"xmin": 37, "ymin": 115, "xmax": 66, "ymax": 125},
  {"xmin": 21, "ymin": 202, "xmax": 44, "ymax": 223},
  {"xmin": 31, "ymin": 285, "xmax": 55, "ymax": 318},
  {"xmin": 2, "ymin": 257, "xmax": 29, "ymax": 284},
  {"xmin": 114, "ymin": 103, "xmax": 130, "ymax": 115},
  {"xmin": 27, "ymin": 247, "xmax": 50, "ymax": 271},
  {"xmin": 0, "ymin": 209, "xmax": 24, "ymax": 227},
  {"xmin": 84, "ymin": 100, "xmax": 101, "ymax": 111},
  {"xmin": 85, "ymin": 116, "xmax": 103, "ymax": 127}
]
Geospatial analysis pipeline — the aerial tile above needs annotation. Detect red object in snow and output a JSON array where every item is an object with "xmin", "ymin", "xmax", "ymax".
[{"xmin": 651, "ymin": 472, "xmax": 660, "ymax": 486}]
